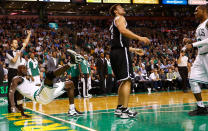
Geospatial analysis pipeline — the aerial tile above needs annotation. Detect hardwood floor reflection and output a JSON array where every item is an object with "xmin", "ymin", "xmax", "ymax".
[{"xmin": 24, "ymin": 90, "xmax": 208, "ymax": 114}]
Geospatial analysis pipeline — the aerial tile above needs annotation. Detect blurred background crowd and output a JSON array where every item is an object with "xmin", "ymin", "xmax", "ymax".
[{"xmin": 0, "ymin": 13, "xmax": 201, "ymax": 97}]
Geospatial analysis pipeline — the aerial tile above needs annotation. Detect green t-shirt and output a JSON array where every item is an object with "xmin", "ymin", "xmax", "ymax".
[
  {"xmin": 80, "ymin": 59, "xmax": 89, "ymax": 74},
  {"xmin": 107, "ymin": 60, "xmax": 113, "ymax": 75},
  {"xmin": 29, "ymin": 60, "xmax": 40, "ymax": 76},
  {"xmin": 67, "ymin": 64, "xmax": 80, "ymax": 77}
]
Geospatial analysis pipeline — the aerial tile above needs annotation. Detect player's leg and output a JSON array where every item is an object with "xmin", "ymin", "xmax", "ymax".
[
  {"xmin": 16, "ymin": 93, "xmax": 30, "ymax": 117},
  {"xmin": 65, "ymin": 81, "xmax": 83, "ymax": 116},
  {"xmin": 188, "ymin": 55, "xmax": 208, "ymax": 116},
  {"xmin": 118, "ymin": 79, "xmax": 137, "ymax": 119},
  {"xmin": 118, "ymin": 79, "xmax": 131, "ymax": 107},
  {"xmin": 44, "ymin": 50, "xmax": 84, "ymax": 86},
  {"xmin": 112, "ymin": 48, "xmax": 137, "ymax": 118}
]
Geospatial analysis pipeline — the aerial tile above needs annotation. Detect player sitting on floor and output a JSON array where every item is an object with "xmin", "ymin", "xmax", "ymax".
[{"xmin": 9, "ymin": 49, "xmax": 84, "ymax": 117}]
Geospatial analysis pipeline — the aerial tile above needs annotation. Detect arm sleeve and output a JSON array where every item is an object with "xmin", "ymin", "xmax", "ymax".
[
  {"xmin": 192, "ymin": 38, "xmax": 208, "ymax": 47},
  {"xmin": 6, "ymin": 53, "xmax": 13, "ymax": 61}
]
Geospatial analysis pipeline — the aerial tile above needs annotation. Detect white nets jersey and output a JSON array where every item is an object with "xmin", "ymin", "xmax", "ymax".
[
  {"xmin": 195, "ymin": 19, "xmax": 208, "ymax": 55},
  {"xmin": 16, "ymin": 76, "xmax": 39, "ymax": 101}
]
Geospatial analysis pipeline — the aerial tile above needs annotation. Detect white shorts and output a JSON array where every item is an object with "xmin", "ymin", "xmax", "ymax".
[
  {"xmin": 35, "ymin": 82, "xmax": 65, "ymax": 104},
  {"xmin": 189, "ymin": 54, "xmax": 208, "ymax": 84},
  {"xmin": 33, "ymin": 75, "xmax": 41, "ymax": 85}
]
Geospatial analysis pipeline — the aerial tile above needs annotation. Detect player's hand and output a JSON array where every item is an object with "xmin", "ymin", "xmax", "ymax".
[
  {"xmin": 186, "ymin": 44, "xmax": 193, "ymax": 50},
  {"xmin": 11, "ymin": 106, "xmax": 20, "ymax": 113},
  {"xmin": 22, "ymin": 42, "xmax": 27, "ymax": 48},
  {"xmin": 134, "ymin": 48, "xmax": 144, "ymax": 56},
  {"xmin": 138, "ymin": 37, "xmax": 150, "ymax": 45},
  {"xmin": 27, "ymin": 30, "xmax": 32, "ymax": 35},
  {"xmin": 183, "ymin": 38, "xmax": 191, "ymax": 44}
]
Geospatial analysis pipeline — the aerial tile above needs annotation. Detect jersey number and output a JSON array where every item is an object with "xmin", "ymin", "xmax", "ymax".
[{"xmin": 198, "ymin": 29, "xmax": 205, "ymax": 37}]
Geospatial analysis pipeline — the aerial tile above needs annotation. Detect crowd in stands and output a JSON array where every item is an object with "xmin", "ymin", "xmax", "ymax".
[{"xmin": 0, "ymin": 16, "xmax": 199, "ymax": 96}]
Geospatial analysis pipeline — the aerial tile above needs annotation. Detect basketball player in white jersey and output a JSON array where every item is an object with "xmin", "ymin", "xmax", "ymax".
[
  {"xmin": 184, "ymin": 5, "xmax": 208, "ymax": 116},
  {"xmin": 9, "ymin": 49, "xmax": 84, "ymax": 117}
]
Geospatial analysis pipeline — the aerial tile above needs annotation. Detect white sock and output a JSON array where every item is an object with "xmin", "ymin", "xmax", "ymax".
[
  {"xmin": 197, "ymin": 101, "xmax": 205, "ymax": 107},
  {"xmin": 70, "ymin": 104, "xmax": 75, "ymax": 111}
]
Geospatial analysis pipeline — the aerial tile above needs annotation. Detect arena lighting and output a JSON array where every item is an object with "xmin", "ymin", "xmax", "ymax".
[
  {"xmin": 188, "ymin": 0, "xmax": 207, "ymax": 5},
  {"xmin": 133, "ymin": 0, "xmax": 159, "ymax": 4},
  {"xmin": 10, "ymin": 12, "xmax": 18, "ymax": 15},
  {"xmin": 162, "ymin": 0, "xmax": 188, "ymax": 5}
]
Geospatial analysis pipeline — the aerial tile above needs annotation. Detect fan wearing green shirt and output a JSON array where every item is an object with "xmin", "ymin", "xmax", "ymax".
[
  {"xmin": 28, "ymin": 53, "xmax": 41, "ymax": 86},
  {"xmin": 105, "ymin": 53, "xmax": 114, "ymax": 94},
  {"xmin": 79, "ymin": 54, "xmax": 90, "ymax": 98}
]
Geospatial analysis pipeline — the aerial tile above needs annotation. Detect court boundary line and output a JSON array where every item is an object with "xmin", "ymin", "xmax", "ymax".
[{"xmin": 24, "ymin": 107, "xmax": 96, "ymax": 131}]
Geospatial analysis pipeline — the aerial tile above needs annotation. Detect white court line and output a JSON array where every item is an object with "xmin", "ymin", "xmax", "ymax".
[
  {"xmin": 24, "ymin": 107, "xmax": 96, "ymax": 131},
  {"xmin": 141, "ymin": 110, "xmax": 190, "ymax": 114}
]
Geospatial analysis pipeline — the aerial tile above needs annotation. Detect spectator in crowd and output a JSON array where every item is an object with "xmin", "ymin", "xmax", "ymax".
[
  {"xmin": 28, "ymin": 53, "xmax": 41, "ymax": 86},
  {"xmin": 149, "ymin": 69, "xmax": 162, "ymax": 91},
  {"xmin": 105, "ymin": 53, "xmax": 114, "ymax": 94},
  {"xmin": 79, "ymin": 54, "xmax": 90, "ymax": 98},
  {"xmin": 96, "ymin": 53, "xmax": 107, "ymax": 95},
  {"xmin": 177, "ymin": 51, "xmax": 189, "ymax": 92},
  {"xmin": 166, "ymin": 68, "xmax": 176, "ymax": 90}
]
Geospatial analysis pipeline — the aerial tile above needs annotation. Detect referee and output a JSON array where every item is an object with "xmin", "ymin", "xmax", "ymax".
[
  {"xmin": 177, "ymin": 51, "xmax": 189, "ymax": 93},
  {"xmin": 6, "ymin": 30, "xmax": 31, "ymax": 112}
]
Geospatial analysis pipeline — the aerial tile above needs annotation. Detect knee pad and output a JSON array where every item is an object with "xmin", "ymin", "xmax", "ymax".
[{"xmin": 189, "ymin": 81, "xmax": 201, "ymax": 94}]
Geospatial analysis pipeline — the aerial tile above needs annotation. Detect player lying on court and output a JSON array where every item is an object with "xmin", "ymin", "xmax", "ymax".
[{"xmin": 9, "ymin": 49, "xmax": 84, "ymax": 117}]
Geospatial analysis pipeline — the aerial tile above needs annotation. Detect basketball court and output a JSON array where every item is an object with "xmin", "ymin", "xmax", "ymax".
[{"xmin": 1, "ymin": 90, "xmax": 208, "ymax": 131}]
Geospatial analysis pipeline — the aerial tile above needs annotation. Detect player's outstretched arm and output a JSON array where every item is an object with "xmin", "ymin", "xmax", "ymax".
[
  {"xmin": 9, "ymin": 77, "xmax": 23, "ymax": 113},
  {"xmin": 192, "ymin": 37, "xmax": 208, "ymax": 47},
  {"xmin": 20, "ymin": 30, "xmax": 31, "ymax": 52},
  {"xmin": 129, "ymin": 47, "xmax": 144, "ymax": 56},
  {"xmin": 115, "ymin": 16, "xmax": 150, "ymax": 44}
]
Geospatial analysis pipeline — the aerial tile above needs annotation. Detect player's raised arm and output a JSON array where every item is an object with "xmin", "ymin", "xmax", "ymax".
[
  {"xmin": 20, "ymin": 30, "xmax": 31, "ymax": 52},
  {"xmin": 115, "ymin": 16, "xmax": 150, "ymax": 44}
]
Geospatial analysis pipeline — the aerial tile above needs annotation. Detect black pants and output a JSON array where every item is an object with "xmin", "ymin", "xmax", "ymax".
[
  {"xmin": 99, "ymin": 75, "xmax": 106, "ymax": 94},
  {"xmin": 8, "ymin": 68, "xmax": 18, "ymax": 113},
  {"xmin": 71, "ymin": 77, "xmax": 79, "ymax": 97},
  {"xmin": 106, "ymin": 74, "xmax": 113, "ymax": 94},
  {"xmin": 178, "ymin": 66, "xmax": 189, "ymax": 91},
  {"xmin": 83, "ymin": 74, "xmax": 88, "ymax": 97}
]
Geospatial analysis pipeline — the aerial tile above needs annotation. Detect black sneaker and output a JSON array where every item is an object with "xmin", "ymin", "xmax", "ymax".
[
  {"xmin": 188, "ymin": 106, "xmax": 208, "ymax": 116},
  {"xmin": 120, "ymin": 108, "xmax": 138, "ymax": 119},
  {"xmin": 68, "ymin": 109, "xmax": 83, "ymax": 116},
  {"xmin": 114, "ymin": 107, "xmax": 123, "ymax": 116}
]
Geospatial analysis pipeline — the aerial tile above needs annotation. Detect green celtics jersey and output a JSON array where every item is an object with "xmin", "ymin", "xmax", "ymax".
[
  {"xmin": 106, "ymin": 59, "xmax": 113, "ymax": 75},
  {"xmin": 88, "ymin": 63, "xmax": 91, "ymax": 75},
  {"xmin": 80, "ymin": 59, "xmax": 89, "ymax": 74},
  {"xmin": 28, "ymin": 59, "xmax": 40, "ymax": 77},
  {"xmin": 67, "ymin": 64, "xmax": 80, "ymax": 77}
]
